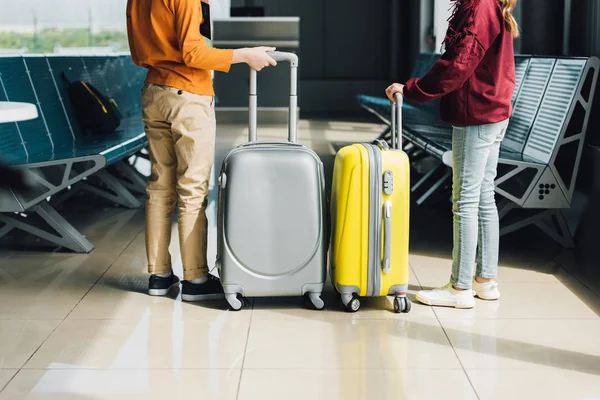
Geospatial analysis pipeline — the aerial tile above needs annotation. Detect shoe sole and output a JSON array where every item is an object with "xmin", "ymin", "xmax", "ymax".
[
  {"xmin": 416, "ymin": 294, "xmax": 475, "ymax": 309},
  {"xmin": 148, "ymin": 281, "xmax": 180, "ymax": 297},
  {"xmin": 181, "ymin": 293, "xmax": 225, "ymax": 302},
  {"xmin": 474, "ymin": 292, "xmax": 500, "ymax": 301}
]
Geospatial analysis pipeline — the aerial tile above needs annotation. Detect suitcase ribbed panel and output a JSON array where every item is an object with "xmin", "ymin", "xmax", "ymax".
[
  {"xmin": 523, "ymin": 59, "xmax": 586, "ymax": 163},
  {"xmin": 504, "ymin": 58, "xmax": 555, "ymax": 154}
]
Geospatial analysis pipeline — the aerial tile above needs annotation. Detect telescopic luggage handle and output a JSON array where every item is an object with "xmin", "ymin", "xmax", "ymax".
[
  {"xmin": 381, "ymin": 93, "xmax": 403, "ymax": 274},
  {"xmin": 249, "ymin": 51, "xmax": 299, "ymax": 143},
  {"xmin": 391, "ymin": 93, "xmax": 403, "ymax": 150}
]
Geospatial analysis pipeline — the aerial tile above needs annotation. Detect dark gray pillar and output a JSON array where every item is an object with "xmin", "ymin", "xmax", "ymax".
[
  {"xmin": 398, "ymin": 0, "xmax": 422, "ymax": 82},
  {"xmin": 512, "ymin": 0, "xmax": 522, "ymax": 54},
  {"xmin": 569, "ymin": 0, "xmax": 600, "ymax": 57},
  {"xmin": 520, "ymin": 0, "xmax": 564, "ymax": 55}
]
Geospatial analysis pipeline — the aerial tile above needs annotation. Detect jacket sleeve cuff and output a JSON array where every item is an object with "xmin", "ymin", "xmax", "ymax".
[{"xmin": 403, "ymin": 78, "xmax": 422, "ymax": 103}]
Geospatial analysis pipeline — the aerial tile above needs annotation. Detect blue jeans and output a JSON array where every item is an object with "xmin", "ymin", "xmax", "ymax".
[{"xmin": 450, "ymin": 120, "xmax": 509, "ymax": 289}]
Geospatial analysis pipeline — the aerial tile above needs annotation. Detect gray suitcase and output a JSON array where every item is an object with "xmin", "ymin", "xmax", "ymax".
[{"xmin": 216, "ymin": 52, "xmax": 327, "ymax": 311}]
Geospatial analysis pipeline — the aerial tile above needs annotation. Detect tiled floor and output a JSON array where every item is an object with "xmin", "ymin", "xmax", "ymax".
[{"xmin": 1, "ymin": 120, "xmax": 599, "ymax": 399}]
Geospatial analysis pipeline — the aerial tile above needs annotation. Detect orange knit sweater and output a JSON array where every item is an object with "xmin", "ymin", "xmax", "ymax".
[{"xmin": 127, "ymin": 0, "xmax": 233, "ymax": 96}]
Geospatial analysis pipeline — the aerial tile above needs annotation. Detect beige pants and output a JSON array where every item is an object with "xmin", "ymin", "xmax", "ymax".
[{"xmin": 142, "ymin": 84, "xmax": 215, "ymax": 281}]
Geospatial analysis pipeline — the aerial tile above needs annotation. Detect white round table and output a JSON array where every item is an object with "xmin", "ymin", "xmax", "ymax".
[{"xmin": 0, "ymin": 101, "xmax": 38, "ymax": 124}]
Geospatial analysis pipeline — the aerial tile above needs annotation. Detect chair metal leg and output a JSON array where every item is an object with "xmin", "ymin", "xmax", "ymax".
[
  {"xmin": 497, "ymin": 198, "xmax": 516, "ymax": 220},
  {"xmin": 498, "ymin": 200, "xmax": 575, "ymax": 249},
  {"xmin": 416, "ymin": 169, "xmax": 452, "ymax": 206},
  {"xmin": 113, "ymin": 161, "xmax": 147, "ymax": 195},
  {"xmin": 409, "ymin": 150, "xmax": 429, "ymax": 163},
  {"xmin": 412, "ymin": 163, "xmax": 444, "ymax": 193},
  {"xmin": 0, "ymin": 201, "xmax": 94, "ymax": 253},
  {"xmin": 402, "ymin": 142, "xmax": 413, "ymax": 153},
  {"xmin": 79, "ymin": 170, "xmax": 142, "ymax": 209},
  {"xmin": 50, "ymin": 185, "xmax": 84, "ymax": 207},
  {"xmin": 499, "ymin": 210, "xmax": 549, "ymax": 236},
  {"xmin": 534, "ymin": 210, "xmax": 575, "ymax": 249},
  {"xmin": 377, "ymin": 126, "xmax": 391, "ymax": 141},
  {"xmin": 0, "ymin": 221, "xmax": 14, "ymax": 238},
  {"xmin": 129, "ymin": 150, "xmax": 150, "ymax": 165}
]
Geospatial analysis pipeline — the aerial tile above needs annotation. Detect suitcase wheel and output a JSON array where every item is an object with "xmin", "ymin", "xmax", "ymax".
[
  {"xmin": 304, "ymin": 293, "xmax": 325, "ymax": 310},
  {"xmin": 226, "ymin": 293, "xmax": 246, "ymax": 311},
  {"xmin": 393, "ymin": 296, "xmax": 411, "ymax": 314},
  {"xmin": 340, "ymin": 293, "xmax": 360, "ymax": 313},
  {"xmin": 347, "ymin": 296, "xmax": 361, "ymax": 313}
]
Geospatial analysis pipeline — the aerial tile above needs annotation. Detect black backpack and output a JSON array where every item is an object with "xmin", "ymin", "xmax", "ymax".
[{"xmin": 62, "ymin": 73, "xmax": 122, "ymax": 135}]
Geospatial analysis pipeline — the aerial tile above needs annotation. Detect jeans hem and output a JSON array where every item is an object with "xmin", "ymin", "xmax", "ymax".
[
  {"xmin": 476, "ymin": 273, "xmax": 497, "ymax": 279},
  {"xmin": 450, "ymin": 279, "xmax": 472, "ymax": 291}
]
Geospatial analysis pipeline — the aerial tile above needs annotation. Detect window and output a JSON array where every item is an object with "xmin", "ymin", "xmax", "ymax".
[{"xmin": 0, "ymin": 0, "xmax": 128, "ymax": 55}]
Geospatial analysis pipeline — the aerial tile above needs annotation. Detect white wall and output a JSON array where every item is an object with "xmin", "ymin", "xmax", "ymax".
[
  {"xmin": 420, "ymin": 0, "xmax": 435, "ymax": 53},
  {"xmin": 210, "ymin": 0, "xmax": 231, "ymax": 19},
  {"xmin": 433, "ymin": 0, "xmax": 453, "ymax": 53}
]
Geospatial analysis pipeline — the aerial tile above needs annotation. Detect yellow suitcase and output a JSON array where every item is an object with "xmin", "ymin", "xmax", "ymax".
[{"xmin": 330, "ymin": 94, "xmax": 411, "ymax": 313}]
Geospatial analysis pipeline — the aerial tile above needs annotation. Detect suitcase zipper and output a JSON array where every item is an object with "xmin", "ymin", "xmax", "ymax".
[
  {"xmin": 364, "ymin": 144, "xmax": 375, "ymax": 297},
  {"xmin": 373, "ymin": 145, "xmax": 383, "ymax": 297},
  {"xmin": 363, "ymin": 143, "xmax": 382, "ymax": 297}
]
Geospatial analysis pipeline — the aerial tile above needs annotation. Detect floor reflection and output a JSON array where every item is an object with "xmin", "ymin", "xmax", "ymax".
[{"xmin": 1, "ymin": 120, "xmax": 599, "ymax": 400}]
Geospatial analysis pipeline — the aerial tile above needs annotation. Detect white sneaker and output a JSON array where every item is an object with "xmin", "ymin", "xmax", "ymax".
[
  {"xmin": 416, "ymin": 284, "xmax": 475, "ymax": 309},
  {"xmin": 472, "ymin": 278, "xmax": 500, "ymax": 300}
]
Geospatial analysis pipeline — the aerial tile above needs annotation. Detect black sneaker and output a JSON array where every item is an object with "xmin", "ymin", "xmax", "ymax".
[
  {"xmin": 148, "ymin": 273, "xmax": 180, "ymax": 296},
  {"xmin": 181, "ymin": 274, "xmax": 225, "ymax": 302}
]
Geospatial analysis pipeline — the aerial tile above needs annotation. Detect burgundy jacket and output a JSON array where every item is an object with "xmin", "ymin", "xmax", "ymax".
[{"xmin": 404, "ymin": 0, "xmax": 516, "ymax": 126}]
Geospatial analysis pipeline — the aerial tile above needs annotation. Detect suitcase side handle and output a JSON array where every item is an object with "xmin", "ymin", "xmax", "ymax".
[
  {"xmin": 382, "ymin": 200, "xmax": 393, "ymax": 274},
  {"xmin": 391, "ymin": 93, "xmax": 403, "ymax": 150},
  {"xmin": 372, "ymin": 138, "xmax": 390, "ymax": 150},
  {"xmin": 249, "ymin": 51, "xmax": 299, "ymax": 144}
]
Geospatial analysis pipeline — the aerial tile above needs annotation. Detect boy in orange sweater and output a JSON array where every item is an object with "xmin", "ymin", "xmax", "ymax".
[{"xmin": 127, "ymin": 0, "xmax": 276, "ymax": 300}]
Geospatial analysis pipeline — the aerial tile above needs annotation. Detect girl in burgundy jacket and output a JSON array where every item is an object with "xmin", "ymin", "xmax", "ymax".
[{"xmin": 386, "ymin": 0, "xmax": 519, "ymax": 308}]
